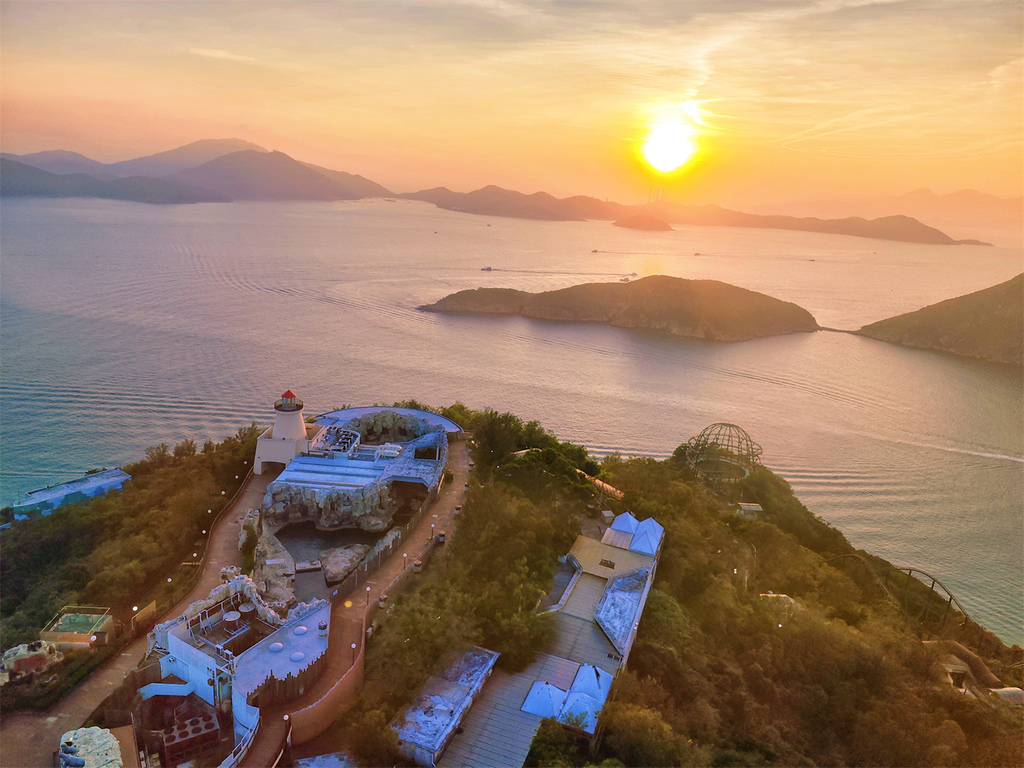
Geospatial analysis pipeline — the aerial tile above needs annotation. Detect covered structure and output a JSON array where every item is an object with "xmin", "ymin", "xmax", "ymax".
[
  {"xmin": 13, "ymin": 468, "xmax": 130, "ymax": 519},
  {"xmin": 40, "ymin": 606, "xmax": 113, "ymax": 650},
  {"xmin": 392, "ymin": 647, "xmax": 499, "ymax": 767},
  {"xmin": 686, "ymin": 422, "xmax": 762, "ymax": 486}
]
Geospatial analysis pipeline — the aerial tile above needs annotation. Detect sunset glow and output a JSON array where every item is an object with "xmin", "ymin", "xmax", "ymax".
[
  {"xmin": 642, "ymin": 122, "xmax": 696, "ymax": 173},
  {"xmin": 0, "ymin": 1, "xmax": 1020, "ymax": 204}
]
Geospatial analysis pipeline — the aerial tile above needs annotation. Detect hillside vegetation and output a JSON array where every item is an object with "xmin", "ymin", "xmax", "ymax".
[
  {"xmin": 0, "ymin": 426, "xmax": 258, "ymax": 650},
  {"xmin": 858, "ymin": 274, "xmax": 1023, "ymax": 366},
  {"xmin": 421, "ymin": 275, "xmax": 819, "ymax": 342},
  {"xmin": 340, "ymin": 404, "xmax": 1021, "ymax": 768}
]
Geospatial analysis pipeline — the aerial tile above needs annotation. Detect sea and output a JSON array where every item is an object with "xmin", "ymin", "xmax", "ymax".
[{"xmin": 1, "ymin": 198, "xmax": 1021, "ymax": 645}]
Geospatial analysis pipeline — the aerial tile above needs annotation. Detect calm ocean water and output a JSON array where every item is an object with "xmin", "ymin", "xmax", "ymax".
[{"xmin": 1, "ymin": 198, "xmax": 1021, "ymax": 644}]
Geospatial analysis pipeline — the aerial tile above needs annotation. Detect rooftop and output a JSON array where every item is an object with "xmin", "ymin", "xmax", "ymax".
[
  {"xmin": 392, "ymin": 647, "xmax": 499, "ymax": 755},
  {"xmin": 15, "ymin": 468, "xmax": 130, "ymax": 509},
  {"xmin": 568, "ymin": 536, "xmax": 655, "ymax": 580},
  {"xmin": 234, "ymin": 603, "xmax": 331, "ymax": 698},
  {"xmin": 271, "ymin": 430, "xmax": 446, "ymax": 494}
]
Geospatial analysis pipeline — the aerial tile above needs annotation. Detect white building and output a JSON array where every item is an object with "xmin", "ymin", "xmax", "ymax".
[{"xmin": 253, "ymin": 390, "xmax": 326, "ymax": 475}]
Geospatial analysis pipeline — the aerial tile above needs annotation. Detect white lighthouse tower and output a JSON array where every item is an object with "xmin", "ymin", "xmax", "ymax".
[
  {"xmin": 272, "ymin": 390, "xmax": 307, "ymax": 440},
  {"xmin": 253, "ymin": 389, "xmax": 324, "ymax": 475}
]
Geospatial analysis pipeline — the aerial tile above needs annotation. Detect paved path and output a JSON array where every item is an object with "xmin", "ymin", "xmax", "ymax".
[
  {"xmin": 0, "ymin": 473, "xmax": 274, "ymax": 768},
  {"xmin": 242, "ymin": 438, "xmax": 469, "ymax": 767}
]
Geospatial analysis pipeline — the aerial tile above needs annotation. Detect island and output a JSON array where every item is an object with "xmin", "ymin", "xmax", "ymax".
[
  {"xmin": 857, "ymin": 273, "xmax": 1023, "ymax": 366},
  {"xmin": 419, "ymin": 274, "xmax": 819, "ymax": 342},
  {"xmin": 613, "ymin": 213, "xmax": 673, "ymax": 231}
]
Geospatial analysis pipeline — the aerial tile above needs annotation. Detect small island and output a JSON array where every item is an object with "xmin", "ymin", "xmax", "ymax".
[
  {"xmin": 857, "ymin": 273, "xmax": 1023, "ymax": 366},
  {"xmin": 420, "ymin": 275, "xmax": 819, "ymax": 342},
  {"xmin": 613, "ymin": 213, "xmax": 672, "ymax": 231}
]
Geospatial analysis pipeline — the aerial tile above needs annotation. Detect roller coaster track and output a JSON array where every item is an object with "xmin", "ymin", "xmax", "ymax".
[{"xmin": 826, "ymin": 553, "xmax": 975, "ymax": 630}]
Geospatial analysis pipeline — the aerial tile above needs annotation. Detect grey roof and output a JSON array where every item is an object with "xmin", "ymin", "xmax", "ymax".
[
  {"xmin": 547, "ymin": 612, "xmax": 619, "ymax": 674},
  {"xmin": 392, "ymin": 647, "xmax": 499, "ymax": 756},
  {"xmin": 272, "ymin": 430, "xmax": 446, "ymax": 496},
  {"xmin": 594, "ymin": 568, "xmax": 651, "ymax": 656},
  {"xmin": 438, "ymin": 654, "xmax": 579, "ymax": 768},
  {"xmin": 520, "ymin": 681, "xmax": 566, "ymax": 719}
]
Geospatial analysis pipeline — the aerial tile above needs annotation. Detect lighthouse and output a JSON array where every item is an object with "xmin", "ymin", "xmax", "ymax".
[
  {"xmin": 253, "ymin": 389, "xmax": 325, "ymax": 475},
  {"xmin": 273, "ymin": 390, "xmax": 307, "ymax": 441}
]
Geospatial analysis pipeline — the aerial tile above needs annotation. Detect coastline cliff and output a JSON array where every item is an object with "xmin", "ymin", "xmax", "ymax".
[{"xmin": 857, "ymin": 274, "xmax": 1023, "ymax": 366}]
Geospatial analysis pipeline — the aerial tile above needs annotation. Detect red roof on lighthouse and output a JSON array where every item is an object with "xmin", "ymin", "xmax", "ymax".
[{"xmin": 281, "ymin": 389, "xmax": 298, "ymax": 398}]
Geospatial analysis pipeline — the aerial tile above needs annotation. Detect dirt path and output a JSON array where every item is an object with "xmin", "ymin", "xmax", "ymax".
[{"xmin": 0, "ymin": 473, "xmax": 274, "ymax": 768}]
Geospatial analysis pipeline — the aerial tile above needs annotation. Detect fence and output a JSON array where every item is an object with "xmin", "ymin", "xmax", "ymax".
[
  {"xmin": 289, "ymin": 530, "xmax": 444, "ymax": 745},
  {"xmin": 326, "ymin": 489, "xmax": 438, "ymax": 605}
]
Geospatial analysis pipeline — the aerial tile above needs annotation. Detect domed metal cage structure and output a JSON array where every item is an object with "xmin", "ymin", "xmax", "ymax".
[{"xmin": 686, "ymin": 422, "xmax": 762, "ymax": 485}]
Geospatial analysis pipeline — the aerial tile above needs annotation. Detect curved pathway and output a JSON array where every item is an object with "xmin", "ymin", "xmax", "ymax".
[
  {"xmin": 0, "ymin": 473, "xmax": 274, "ymax": 768},
  {"xmin": 242, "ymin": 438, "xmax": 469, "ymax": 767}
]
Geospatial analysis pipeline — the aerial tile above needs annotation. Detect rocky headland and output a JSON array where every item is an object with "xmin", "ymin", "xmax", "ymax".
[
  {"xmin": 857, "ymin": 273, "xmax": 1023, "ymax": 366},
  {"xmin": 420, "ymin": 275, "xmax": 819, "ymax": 342}
]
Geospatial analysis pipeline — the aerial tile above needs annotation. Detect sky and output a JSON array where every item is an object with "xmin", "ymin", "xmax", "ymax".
[{"xmin": 1, "ymin": 0, "xmax": 1021, "ymax": 206}]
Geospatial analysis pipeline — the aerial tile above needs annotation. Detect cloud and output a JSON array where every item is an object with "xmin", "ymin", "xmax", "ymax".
[{"xmin": 189, "ymin": 48, "xmax": 254, "ymax": 62}]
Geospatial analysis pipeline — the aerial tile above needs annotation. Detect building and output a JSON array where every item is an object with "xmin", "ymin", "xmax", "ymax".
[
  {"xmin": 255, "ymin": 399, "xmax": 457, "ymax": 532},
  {"xmin": 40, "ymin": 606, "xmax": 114, "ymax": 650},
  {"xmin": 436, "ymin": 511, "xmax": 664, "ymax": 768},
  {"xmin": 253, "ymin": 391, "xmax": 326, "ymax": 475},
  {"xmin": 12, "ymin": 468, "xmax": 130, "ymax": 519},
  {"xmin": 141, "ymin": 576, "xmax": 331, "ymax": 766},
  {"xmin": 391, "ymin": 647, "xmax": 500, "ymax": 767}
]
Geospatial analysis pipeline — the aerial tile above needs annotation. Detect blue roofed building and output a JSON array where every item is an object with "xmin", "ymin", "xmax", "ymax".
[
  {"xmin": 436, "ymin": 511, "xmax": 664, "ymax": 768},
  {"xmin": 12, "ymin": 468, "xmax": 130, "ymax": 519}
]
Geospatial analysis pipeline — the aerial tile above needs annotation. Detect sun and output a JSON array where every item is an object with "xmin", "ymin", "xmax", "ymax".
[{"xmin": 642, "ymin": 121, "xmax": 697, "ymax": 173}]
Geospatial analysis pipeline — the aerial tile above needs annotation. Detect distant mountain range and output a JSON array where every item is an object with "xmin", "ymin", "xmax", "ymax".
[
  {"xmin": 400, "ymin": 185, "xmax": 982, "ymax": 245},
  {"xmin": 752, "ymin": 188, "xmax": 1022, "ymax": 236},
  {"xmin": 1, "ymin": 142, "xmax": 395, "ymax": 204},
  {"xmin": 0, "ymin": 138, "xmax": 1003, "ymax": 245}
]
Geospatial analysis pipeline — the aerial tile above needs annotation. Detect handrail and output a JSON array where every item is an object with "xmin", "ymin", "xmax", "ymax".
[{"xmin": 217, "ymin": 712, "xmax": 261, "ymax": 768}]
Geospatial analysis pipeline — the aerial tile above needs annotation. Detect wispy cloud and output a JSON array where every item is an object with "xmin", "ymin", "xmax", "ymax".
[{"xmin": 189, "ymin": 48, "xmax": 254, "ymax": 62}]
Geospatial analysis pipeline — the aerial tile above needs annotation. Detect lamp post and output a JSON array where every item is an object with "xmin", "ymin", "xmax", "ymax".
[
  {"xmin": 351, "ymin": 642, "xmax": 357, "ymax": 663},
  {"xmin": 403, "ymin": 552, "xmax": 408, "ymax": 570},
  {"xmin": 366, "ymin": 585, "xmax": 371, "ymax": 606},
  {"xmin": 430, "ymin": 523, "xmax": 435, "ymax": 541}
]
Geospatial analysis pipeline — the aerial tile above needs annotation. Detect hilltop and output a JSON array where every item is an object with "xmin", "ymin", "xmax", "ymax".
[
  {"xmin": 172, "ymin": 150, "xmax": 371, "ymax": 201},
  {"xmin": 857, "ymin": 274, "xmax": 1024, "ymax": 366},
  {"xmin": 420, "ymin": 275, "xmax": 819, "ymax": 342}
]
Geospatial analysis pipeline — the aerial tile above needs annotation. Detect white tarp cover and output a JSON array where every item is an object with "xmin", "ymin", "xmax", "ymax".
[
  {"xmin": 568, "ymin": 664, "xmax": 612, "ymax": 702},
  {"xmin": 520, "ymin": 681, "xmax": 568, "ymax": 719},
  {"xmin": 558, "ymin": 691, "xmax": 603, "ymax": 733}
]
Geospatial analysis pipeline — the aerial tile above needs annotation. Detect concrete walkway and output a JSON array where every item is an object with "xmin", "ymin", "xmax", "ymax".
[
  {"xmin": 0, "ymin": 473, "xmax": 274, "ymax": 768},
  {"xmin": 242, "ymin": 438, "xmax": 469, "ymax": 767}
]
